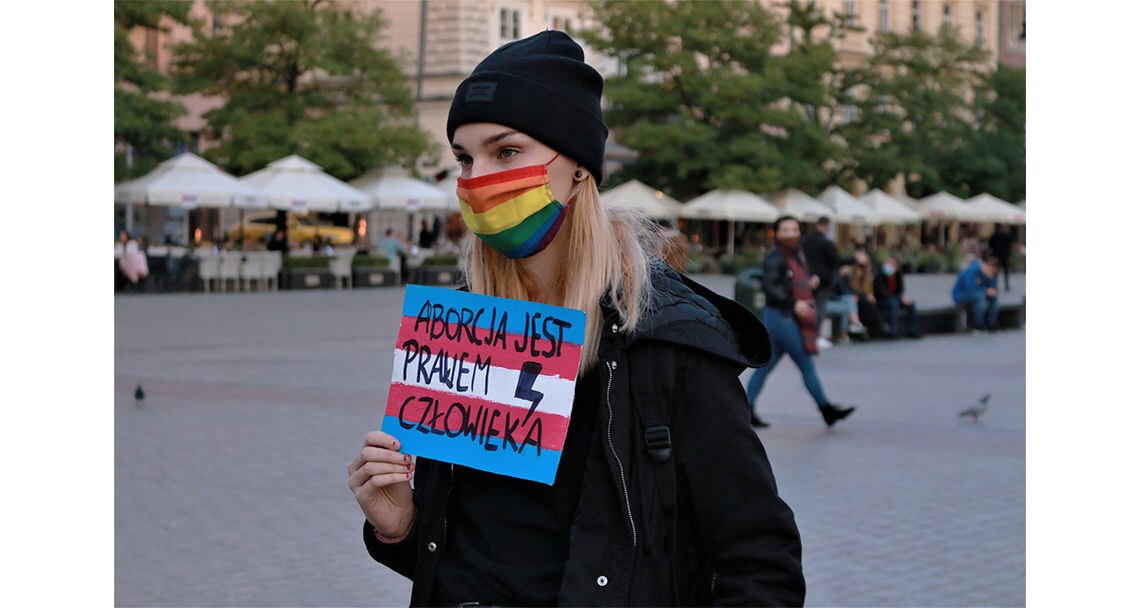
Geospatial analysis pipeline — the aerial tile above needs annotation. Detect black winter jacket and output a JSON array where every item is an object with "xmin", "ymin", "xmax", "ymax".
[{"xmin": 363, "ymin": 265, "xmax": 806, "ymax": 606}]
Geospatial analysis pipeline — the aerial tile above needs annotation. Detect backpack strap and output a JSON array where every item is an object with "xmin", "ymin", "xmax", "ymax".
[{"xmin": 630, "ymin": 343, "xmax": 684, "ymax": 605}]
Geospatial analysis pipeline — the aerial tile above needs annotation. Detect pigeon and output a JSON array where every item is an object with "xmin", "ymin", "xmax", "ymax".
[
  {"xmin": 957, "ymin": 393, "xmax": 989, "ymax": 421},
  {"xmin": 134, "ymin": 384, "xmax": 146, "ymax": 407}
]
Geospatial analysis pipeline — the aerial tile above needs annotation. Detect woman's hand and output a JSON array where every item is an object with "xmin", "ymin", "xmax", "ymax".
[
  {"xmin": 793, "ymin": 299, "xmax": 815, "ymax": 322},
  {"xmin": 347, "ymin": 430, "xmax": 416, "ymax": 538}
]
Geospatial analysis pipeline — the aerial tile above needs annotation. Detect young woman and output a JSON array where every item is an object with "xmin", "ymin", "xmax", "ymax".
[{"xmin": 348, "ymin": 30, "xmax": 805, "ymax": 607}]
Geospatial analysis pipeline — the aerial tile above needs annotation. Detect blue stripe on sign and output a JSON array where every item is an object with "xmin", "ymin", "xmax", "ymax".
[
  {"xmin": 399, "ymin": 284, "xmax": 586, "ymax": 346},
  {"xmin": 384, "ymin": 415, "xmax": 562, "ymax": 485}
]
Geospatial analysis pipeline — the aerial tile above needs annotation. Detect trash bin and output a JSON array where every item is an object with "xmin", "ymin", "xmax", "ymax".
[{"xmin": 734, "ymin": 268, "xmax": 765, "ymax": 316}]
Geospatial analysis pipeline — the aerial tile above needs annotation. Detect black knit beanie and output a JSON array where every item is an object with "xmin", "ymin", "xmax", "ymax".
[{"xmin": 447, "ymin": 30, "xmax": 608, "ymax": 184}]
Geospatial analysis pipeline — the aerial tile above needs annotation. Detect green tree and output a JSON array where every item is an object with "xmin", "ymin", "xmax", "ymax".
[
  {"xmin": 939, "ymin": 65, "xmax": 1026, "ymax": 202},
  {"xmin": 835, "ymin": 26, "xmax": 991, "ymax": 197},
  {"xmin": 171, "ymin": 0, "xmax": 436, "ymax": 180},
  {"xmin": 114, "ymin": 0, "xmax": 191, "ymax": 181},
  {"xmin": 581, "ymin": 0, "xmax": 854, "ymax": 199}
]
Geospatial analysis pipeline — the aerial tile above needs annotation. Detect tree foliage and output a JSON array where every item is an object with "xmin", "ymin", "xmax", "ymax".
[
  {"xmin": 170, "ymin": 0, "xmax": 436, "ymax": 180},
  {"xmin": 834, "ymin": 27, "xmax": 991, "ymax": 197},
  {"xmin": 939, "ymin": 65, "xmax": 1026, "ymax": 202},
  {"xmin": 114, "ymin": 0, "xmax": 191, "ymax": 181},
  {"xmin": 582, "ymin": 0, "xmax": 855, "ymax": 199},
  {"xmin": 584, "ymin": 2, "xmax": 1024, "ymax": 203}
]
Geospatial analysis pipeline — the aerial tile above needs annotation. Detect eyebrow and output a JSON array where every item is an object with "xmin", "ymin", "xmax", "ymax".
[{"xmin": 451, "ymin": 130, "xmax": 522, "ymax": 151}]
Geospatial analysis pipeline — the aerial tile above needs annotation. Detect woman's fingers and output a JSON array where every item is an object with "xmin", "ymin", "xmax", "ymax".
[
  {"xmin": 348, "ymin": 459, "xmax": 414, "ymax": 491},
  {"xmin": 364, "ymin": 430, "xmax": 401, "ymax": 451}
]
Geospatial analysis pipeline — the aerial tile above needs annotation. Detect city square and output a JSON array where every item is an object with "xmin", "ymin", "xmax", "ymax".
[{"xmin": 115, "ymin": 273, "xmax": 1024, "ymax": 606}]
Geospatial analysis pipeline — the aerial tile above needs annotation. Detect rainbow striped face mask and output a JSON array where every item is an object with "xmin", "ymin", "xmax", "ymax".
[{"xmin": 456, "ymin": 155, "xmax": 568, "ymax": 259}]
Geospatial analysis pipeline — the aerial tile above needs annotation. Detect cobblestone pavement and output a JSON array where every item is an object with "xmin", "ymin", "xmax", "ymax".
[{"xmin": 115, "ymin": 273, "xmax": 1025, "ymax": 607}]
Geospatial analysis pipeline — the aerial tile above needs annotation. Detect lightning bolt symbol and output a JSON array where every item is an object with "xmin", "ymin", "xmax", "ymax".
[{"xmin": 515, "ymin": 361, "xmax": 545, "ymax": 425}]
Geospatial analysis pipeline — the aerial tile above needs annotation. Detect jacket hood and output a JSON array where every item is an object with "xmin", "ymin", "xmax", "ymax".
[{"xmin": 604, "ymin": 263, "xmax": 771, "ymax": 369}]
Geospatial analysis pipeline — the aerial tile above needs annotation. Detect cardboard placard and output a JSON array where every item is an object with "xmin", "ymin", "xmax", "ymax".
[{"xmin": 382, "ymin": 284, "xmax": 586, "ymax": 484}]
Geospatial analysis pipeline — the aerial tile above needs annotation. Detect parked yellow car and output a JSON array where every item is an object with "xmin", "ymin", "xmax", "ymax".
[{"xmin": 227, "ymin": 211, "xmax": 355, "ymax": 246}]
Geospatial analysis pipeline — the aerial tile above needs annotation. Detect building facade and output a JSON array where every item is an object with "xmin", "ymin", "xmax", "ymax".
[{"xmin": 125, "ymin": 0, "xmax": 1023, "ymax": 184}]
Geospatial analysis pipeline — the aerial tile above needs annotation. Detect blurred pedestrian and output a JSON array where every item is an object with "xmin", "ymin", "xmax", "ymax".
[
  {"xmin": 746, "ymin": 215, "xmax": 857, "ymax": 429},
  {"xmin": 953, "ymin": 255, "xmax": 1001, "ymax": 333},
  {"xmin": 348, "ymin": 30, "xmax": 804, "ymax": 607},
  {"xmin": 800, "ymin": 215, "xmax": 848, "ymax": 346},
  {"xmin": 118, "ymin": 234, "xmax": 149, "ymax": 292},
  {"xmin": 266, "ymin": 229, "xmax": 289, "ymax": 254},
  {"xmin": 987, "ymin": 224, "xmax": 1013, "ymax": 292},
  {"xmin": 417, "ymin": 218, "xmax": 437, "ymax": 249},
  {"xmin": 379, "ymin": 228, "xmax": 409, "ymax": 283},
  {"xmin": 849, "ymin": 247, "xmax": 889, "ymax": 338},
  {"xmin": 873, "ymin": 256, "xmax": 920, "ymax": 339}
]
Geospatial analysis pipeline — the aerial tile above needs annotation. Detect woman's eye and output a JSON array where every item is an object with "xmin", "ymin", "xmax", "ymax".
[
  {"xmin": 498, "ymin": 148, "xmax": 519, "ymax": 160},
  {"xmin": 454, "ymin": 155, "xmax": 472, "ymax": 167}
]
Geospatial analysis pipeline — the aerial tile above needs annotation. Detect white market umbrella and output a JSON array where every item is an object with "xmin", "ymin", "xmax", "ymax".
[
  {"xmin": 679, "ymin": 189, "xmax": 781, "ymax": 256},
  {"xmin": 914, "ymin": 191, "xmax": 974, "ymax": 221},
  {"xmin": 114, "ymin": 152, "xmax": 265, "ymax": 209},
  {"xmin": 769, "ymin": 189, "xmax": 835, "ymax": 222},
  {"xmin": 965, "ymin": 193, "xmax": 1027, "ymax": 224},
  {"xmin": 349, "ymin": 166, "xmax": 451, "ymax": 212},
  {"xmin": 858, "ymin": 189, "xmax": 923, "ymax": 225},
  {"xmin": 818, "ymin": 185, "xmax": 880, "ymax": 225},
  {"xmin": 239, "ymin": 154, "xmax": 371, "ymax": 213},
  {"xmin": 599, "ymin": 179, "xmax": 682, "ymax": 220}
]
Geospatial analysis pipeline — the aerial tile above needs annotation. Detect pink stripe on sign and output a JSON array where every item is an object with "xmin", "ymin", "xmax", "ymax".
[
  {"xmin": 386, "ymin": 383, "xmax": 571, "ymax": 452},
  {"xmin": 397, "ymin": 315, "xmax": 582, "ymax": 380}
]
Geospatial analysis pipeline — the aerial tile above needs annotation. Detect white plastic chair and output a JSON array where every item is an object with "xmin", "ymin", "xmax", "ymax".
[
  {"xmin": 329, "ymin": 251, "xmax": 355, "ymax": 289},
  {"xmin": 218, "ymin": 253, "xmax": 244, "ymax": 292},
  {"xmin": 239, "ymin": 253, "xmax": 265, "ymax": 291},
  {"xmin": 196, "ymin": 252, "xmax": 221, "ymax": 292},
  {"xmin": 262, "ymin": 251, "xmax": 282, "ymax": 291}
]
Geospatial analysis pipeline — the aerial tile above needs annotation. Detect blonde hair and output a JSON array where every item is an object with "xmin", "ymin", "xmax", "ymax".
[{"xmin": 460, "ymin": 175, "xmax": 667, "ymax": 374}]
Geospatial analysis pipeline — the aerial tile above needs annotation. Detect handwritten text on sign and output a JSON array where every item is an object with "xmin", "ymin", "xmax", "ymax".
[{"xmin": 382, "ymin": 284, "xmax": 586, "ymax": 485}]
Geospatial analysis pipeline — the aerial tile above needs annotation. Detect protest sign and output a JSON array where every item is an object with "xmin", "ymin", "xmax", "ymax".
[{"xmin": 382, "ymin": 284, "xmax": 586, "ymax": 485}]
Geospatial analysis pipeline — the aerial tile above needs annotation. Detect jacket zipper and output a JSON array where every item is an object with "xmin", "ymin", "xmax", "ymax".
[{"xmin": 604, "ymin": 359, "xmax": 637, "ymax": 547}]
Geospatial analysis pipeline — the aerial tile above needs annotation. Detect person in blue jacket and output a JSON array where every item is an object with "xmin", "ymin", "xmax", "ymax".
[{"xmin": 952, "ymin": 255, "xmax": 1001, "ymax": 332}]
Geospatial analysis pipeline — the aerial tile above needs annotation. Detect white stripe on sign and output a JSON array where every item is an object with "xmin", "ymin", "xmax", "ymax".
[{"xmin": 391, "ymin": 349, "xmax": 577, "ymax": 418}]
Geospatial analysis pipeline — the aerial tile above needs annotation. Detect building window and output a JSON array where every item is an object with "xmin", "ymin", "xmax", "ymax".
[
  {"xmin": 942, "ymin": 4, "xmax": 954, "ymax": 30},
  {"xmin": 842, "ymin": 88, "xmax": 857, "ymax": 124},
  {"xmin": 879, "ymin": 0, "xmax": 890, "ymax": 32},
  {"xmin": 500, "ymin": 8, "xmax": 520, "ymax": 40},
  {"xmin": 911, "ymin": 1, "xmax": 922, "ymax": 31},
  {"xmin": 551, "ymin": 15, "xmax": 573, "ymax": 33},
  {"xmin": 844, "ymin": 0, "xmax": 857, "ymax": 27},
  {"xmin": 975, "ymin": 9, "xmax": 985, "ymax": 45}
]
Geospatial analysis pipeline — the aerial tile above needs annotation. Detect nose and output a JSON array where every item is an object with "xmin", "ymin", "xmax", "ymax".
[{"xmin": 466, "ymin": 157, "xmax": 494, "ymax": 179}]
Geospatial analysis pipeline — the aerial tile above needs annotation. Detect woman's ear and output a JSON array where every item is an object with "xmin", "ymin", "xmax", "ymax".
[{"xmin": 573, "ymin": 167, "xmax": 587, "ymax": 182}]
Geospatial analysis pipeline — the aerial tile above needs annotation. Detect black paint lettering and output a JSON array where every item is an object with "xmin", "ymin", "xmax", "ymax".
[
  {"xmin": 474, "ymin": 354, "xmax": 492, "ymax": 395},
  {"xmin": 501, "ymin": 412, "xmax": 521, "ymax": 452},
  {"xmin": 414, "ymin": 300, "xmax": 433, "ymax": 333},
  {"xmin": 415, "ymin": 344, "xmax": 433, "ymax": 384},
  {"xmin": 443, "ymin": 401, "xmax": 466, "ymax": 438},
  {"xmin": 401, "ymin": 338, "xmax": 419, "ymax": 381},
  {"xmin": 415, "ymin": 396, "xmax": 435, "ymax": 434},
  {"xmin": 522, "ymin": 418, "xmax": 543, "ymax": 456},
  {"xmin": 397, "ymin": 395, "xmax": 417, "ymax": 430},
  {"xmin": 455, "ymin": 351, "xmax": 471, "ymax": 392},
  {"xmin": 513, "ymin": 312, "xmax": 531, "ymax": 353},
  {"xmin": 484, "ymin": 409, "xmax": 502, "ymax": 451}
]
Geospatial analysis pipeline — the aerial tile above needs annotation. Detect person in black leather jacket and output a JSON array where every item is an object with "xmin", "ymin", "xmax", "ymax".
[
  {"xmin": 744, "ymin": 217, "xmax": 856, "ymax": 429},
  {"xmin": 347, "ymin": 31, "xmax": 805, "ymax": 607}
]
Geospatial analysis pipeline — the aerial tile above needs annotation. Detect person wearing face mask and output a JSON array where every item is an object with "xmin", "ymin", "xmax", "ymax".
[
  {"xmin": 744, "ymin": 216, "xmax": 857, "ymax": 430},
  {"xmin": 873, "ymin": 256, "xmax": 921, "ymax": 339},
  {"xmin": 347, "ymin": 30, "xmax": 805, "ymax": 607}
]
